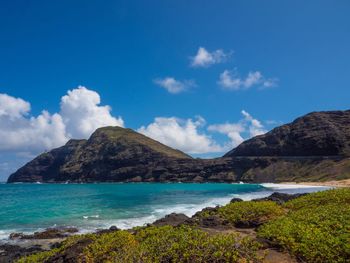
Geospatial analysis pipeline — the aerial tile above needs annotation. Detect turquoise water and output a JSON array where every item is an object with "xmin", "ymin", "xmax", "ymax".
[{"xmin": 0, "ymin": 183, "xmax": 328, "ymax": 239}]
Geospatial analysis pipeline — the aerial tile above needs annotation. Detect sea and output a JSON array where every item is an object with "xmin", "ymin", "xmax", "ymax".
[{"xmin": 0, "ymin": 182, "xmax": 330, "ymax": 240}]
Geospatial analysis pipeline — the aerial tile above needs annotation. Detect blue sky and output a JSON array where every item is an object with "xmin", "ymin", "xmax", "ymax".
[{"xmin": 0, "ymin": 0, "xmax": 350, "ymax": 180}]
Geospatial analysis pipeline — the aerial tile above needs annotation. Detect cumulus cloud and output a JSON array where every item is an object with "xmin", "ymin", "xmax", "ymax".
[
  {"xmin": 0, "ymin": 94, "xmax": 30, "ymax": 119},
  {"xmin": 208, "ymin": 110, "xmax": 266, "ymax": 148},
  {"xmin": 208, "ymin": 123, "xmax": 245, "ymax": 147},
  {"xmin": 60, "ymin": 86, "xmax": 124, "ymax": 138},
  {"xmin": 154, "ymin": 77, "xmax": 196, "ymax": 94},
  {"xmin": 190, "ymin": 47, "xmax": 231, "ymax": 68},
  {"xmin": 138, "ymin": 110, "xmax": 267, "ymax": 154},
  {"xmin": 0, "ymin": 86, "xmax": 124, "ymax": 156},
  {"xmin": 241, "ymin": 110, "xmax": 266, "ymax": 137},
  {"xmin": 218, "ymin": 70, "xmax": 278, "ymax": 90},
  {"xmin": 138, "ymin": 116, "xmax": 224, "ymax": 154}
]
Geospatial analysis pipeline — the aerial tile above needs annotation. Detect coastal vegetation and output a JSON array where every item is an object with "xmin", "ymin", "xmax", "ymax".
[
  {"xmin": 258, "ymin": 188, "xmax": 350, "ymax": 262},
  {"xmin": 17, "ymin": 188, "xmax": 350, "ymax": 263}
]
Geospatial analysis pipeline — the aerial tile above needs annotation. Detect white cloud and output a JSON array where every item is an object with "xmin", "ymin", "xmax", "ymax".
[
  {"xmin": 208, "ymin": 110, "xmax": 266, "ymax": 148},
  {"xmin": 60, "ymin": 86, "xmax": 124, "ymax": 138},
  {"xmin": 0, "ymin": 94, "xmax": 30, "ymax": 119},
  {"xmin": 208, "ymin": 123, "xmax": 245, "ymax": 147},
  {"xmin": 138, "ymin": 116, "xmax": 224, "ymax": 154},
  {"xmin": 154, "ymin": 77, "xmax": 196, "ymax": 94},
  {"xmin": 218, "ymin": 70, "xmax": 278, "ymax": 90},
  {"xmin": 190, "ymin": 47, "xmax": 231, "ymax": 67},
  {"xmin": 241, "ymin": 110, "xmax": 266, "ymax": 137},
  {"xmin": 138, "ymin": 111, "xmax": 267, "ymax": 155},
  {"xmin": 0, "ymin": 86, "xmax": 124, "ymax": 155},
  {"xmin": 0, "ymin": 107, "xmax": 68, "ymax": 153}
]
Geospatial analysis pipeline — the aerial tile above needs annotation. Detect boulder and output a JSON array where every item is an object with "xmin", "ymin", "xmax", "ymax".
[{"xmin": 152, "ymin": 213, "xmax": 189, "ymax": 227}]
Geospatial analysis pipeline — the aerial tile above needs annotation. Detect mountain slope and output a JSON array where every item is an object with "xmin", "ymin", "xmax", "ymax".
[{"xmin": 225, "ymin": 110, "xmax": 350, "ymax": 157}]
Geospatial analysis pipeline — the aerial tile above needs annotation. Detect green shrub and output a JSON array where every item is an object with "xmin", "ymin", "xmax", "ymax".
[
  {"xmin": 218, "ymin": 201, "xmax": 285, "ymax": 226},
  {"xmin": 258, "ymin": 188, "xmax": 350, "ymax": 263},
  {"xmin": 284, "ymin": 187, "xmax": 350, "ymax": 210},
  {"xmin": 83, "ymin": 231, "xmax": 139, "ymax": 263},
  {"xmin": 18, "ymin": 226, "xmax": 263, "ymax": 263},
  {"xmin": 136, "ymin": 225, "xmax": 263, "ymax": 263}
]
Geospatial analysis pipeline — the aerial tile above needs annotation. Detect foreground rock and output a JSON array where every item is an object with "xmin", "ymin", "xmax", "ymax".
[
  {"xmin": 152, "ymin": 213, "xmax": 189, "ymax": 227},
  {"xmin": 253, "ymin": 192, "xmax": 307, "ymax": 204},
  {"xmin": 0, "ymin": 244, "xmax": 44, "ymax": 263},
  {"xmin": 9, "ymin": 227, "xmax": 79, "ymax": 240}
]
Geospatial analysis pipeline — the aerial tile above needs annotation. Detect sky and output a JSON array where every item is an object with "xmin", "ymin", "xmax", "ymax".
[{"xmin": 0, "ymin": 0, "xmax": 350, "ymax": 180}]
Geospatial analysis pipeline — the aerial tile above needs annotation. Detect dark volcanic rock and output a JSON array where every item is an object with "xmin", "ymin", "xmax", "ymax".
[
  {"xmin": 152, "ymin": 213, "xmax": 190, "ymax": 227},
  {"xmin": 225, "ymin": 110, "xmax": 350, "ymax": 157},
  {"xmin": 0, "ymin": 244, "xmax": 44, "ymax": 263},
  {"xmin": 9, "ymin": 227, "xmax": 79, "ymax": 240},
  {"xmin": 46, "ymin": 237, "xmax": 94, "ymax": 263},
  {"xmin": 95, "ymin": 226, "xmax": 120, "ymax": 235},
  {"xmin": 230, "ymin": 198, "xmax": 243, "ymax": 203},
  {"xmin": 253, "ymin": 192, "xmax": 307, "ymax": 204},
  {"xmin": 185, "ymin": 206, "xmax": 231, "ymax": 229}
]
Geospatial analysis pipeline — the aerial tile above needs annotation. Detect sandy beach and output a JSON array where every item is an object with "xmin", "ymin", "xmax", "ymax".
[{"xmin": 280, "ymin": 179, "xmax": 350, "ymax": 188}]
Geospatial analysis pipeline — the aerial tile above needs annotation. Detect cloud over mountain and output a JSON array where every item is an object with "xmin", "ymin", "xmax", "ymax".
[
  {"xmin": 138, "ymin": 116, "xmax": 223, "ymax": 154},
  {"xmin": 0, "ymin": 86, "xmax": 123, "ymax": 155}
]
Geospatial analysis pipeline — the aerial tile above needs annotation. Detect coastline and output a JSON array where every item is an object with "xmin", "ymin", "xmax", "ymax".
[
  {"xmin": 0, "ymin": 183, "xmax": 331, "ymax": 237},
  {"xmin": 0, "ymin": 182, "xmax": 330, "ymax": 240},
  {"xmin": 0, "ymin": 183, "xmax": 343, "ymax": 262}
]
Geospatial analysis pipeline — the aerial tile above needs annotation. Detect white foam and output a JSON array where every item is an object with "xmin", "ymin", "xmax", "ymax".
[{"xmin": 83, "ymin": 215, "xmax": 100, "ymax": 219}]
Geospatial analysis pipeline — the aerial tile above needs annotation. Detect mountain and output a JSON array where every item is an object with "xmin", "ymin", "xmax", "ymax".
[
  {"xmin": 7, "ymin": 110, "xmax": 350, "ymax": 183},
  {"xmin": 225, "ymin": 110, "xmax": 350, "ymax": 182},
  {"xmin": 225, "ymin": 110, "xmax": 350, "ymax": 157},
  {"xmin": 7, "ymin": 127, "xmax": 190, "ymax": 183}
]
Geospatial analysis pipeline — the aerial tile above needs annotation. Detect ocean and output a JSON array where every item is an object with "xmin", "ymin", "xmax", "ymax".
[{"xmin": 0, "ymin": 182, "xmax": 330, "ymax": 240}]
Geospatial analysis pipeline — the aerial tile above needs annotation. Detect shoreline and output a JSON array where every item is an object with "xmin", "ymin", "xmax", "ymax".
[
  {"xmin": 279, "ymin": 179, "xmax": 350, "ymax": 188},
  {"xmin": 0, "ymin": 183, "xmax": 330, "ymax": 241}
]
